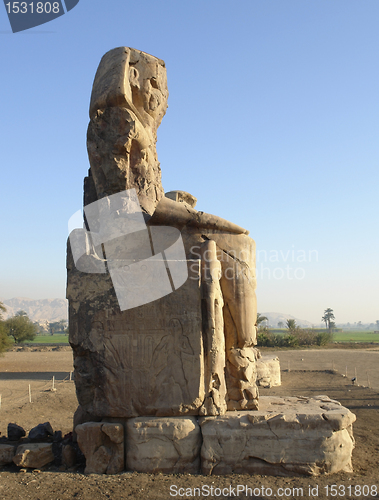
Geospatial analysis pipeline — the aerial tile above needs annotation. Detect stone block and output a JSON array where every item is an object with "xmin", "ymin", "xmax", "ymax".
[
  {"xmin": 257, "ymin": 355, "xmax": 281, "ymax": 388},
  {"xmin": 126, "ymin": 416, "xmax": 201, "ymax": 473},
  {"xmin": 0, "ymin": 444, "xmax": 15, "ymax": 465},
  {"xmin": 13, "ymin": 443, "xmax": 54, "ymax": 469},
  {"xmin": 76, "ymin": 422, "xmax": 124, "ymax": 474},
  {"xmin": 199, "ymin": 396, "xmax": 356, "ymax": 476}
]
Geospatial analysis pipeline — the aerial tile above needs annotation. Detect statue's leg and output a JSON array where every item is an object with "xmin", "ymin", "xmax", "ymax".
[
  {"xmin": 219, "ymin": 248, "xmax": 259, "ymax": 410},
  {"xmin": 199, "ymin": 240, "xmax": 227, "ymax": 415}
]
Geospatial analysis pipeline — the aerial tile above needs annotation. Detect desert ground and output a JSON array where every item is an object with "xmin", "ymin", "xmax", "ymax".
[{"xmin": 1, "ymin": 346, "xmax": 379, "ymax": 500}]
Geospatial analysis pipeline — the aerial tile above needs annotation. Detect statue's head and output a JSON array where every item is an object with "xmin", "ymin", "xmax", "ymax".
[
  {"xmin": 89, "ymin": 47, "xmax": 168, "ymax": 135},
  {"xmin": 86, "ymin": 48, "xmax": 168, "ymax": 214}
]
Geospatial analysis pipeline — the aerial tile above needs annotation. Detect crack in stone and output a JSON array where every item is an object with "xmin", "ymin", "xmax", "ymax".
[{"xmin": 266, "ymin": 420, "xmax": 281, "ymax": 441}]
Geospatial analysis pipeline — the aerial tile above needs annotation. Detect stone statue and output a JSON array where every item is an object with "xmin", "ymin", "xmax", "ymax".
[
  {"xmin": 67, "ymin": 47, "xmax": 259, "ymax": 423},
  {"xmin": 68, "ymin": 49, "xmax": 356, "ymax": 479}
]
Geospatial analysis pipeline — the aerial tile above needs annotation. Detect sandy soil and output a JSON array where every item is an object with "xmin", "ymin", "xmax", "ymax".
[
  {"xmin": 264, "ymin": 347, "xmax": 379, "ymax": 391},
  {"xmin": 0, "ymin": 348, "xmax": 379, "ymax": 500}
]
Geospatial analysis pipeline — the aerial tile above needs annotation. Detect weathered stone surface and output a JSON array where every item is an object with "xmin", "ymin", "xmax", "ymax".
[
  {"xmin": 7, "ymin": 423, "xmax": 26, "ymax": 441},
  {"xmin": 0, "ymin": 444, "xmax": 15, "ymax": 465},
  {"xmin": 126, "ymin": 416, "xmax": 201, "ymax": 473},
  {"xmin": 257, "ymin": 355, "xmax": 281, "ymax": 388},
  {"xmin": 199, "ymin": 396, "xmax": 356, "ymax": 476},
  {"xmin": 13, "ymin": 443, "xmax": 54, "ymax": 469},
  {"xmin": 165, "ymin": 190, "xmax": 197, "ymax": 208},
  {"xmin": 76, "ymin": 422, "xmax": 123, "ymax": 474}
]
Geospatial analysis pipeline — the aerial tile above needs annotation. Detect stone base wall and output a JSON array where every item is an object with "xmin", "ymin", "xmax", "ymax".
[{"xmin": 75, "ymin": 396, "xmax": 355, "ymax": 476}]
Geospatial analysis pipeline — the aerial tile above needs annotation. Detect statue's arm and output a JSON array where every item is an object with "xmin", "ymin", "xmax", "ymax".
[{"xmin": 147, "ymin": 196, "xmax": 248, "ymax": 235}]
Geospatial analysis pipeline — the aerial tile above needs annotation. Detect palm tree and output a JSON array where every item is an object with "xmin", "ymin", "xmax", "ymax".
[
  {"xmin": 286, "ymin": 319, "xmax": 297, "ymax": 332},
  {"xmin": 322, "ymin": 308, "xmax": 335, "ymax": 331},
  {"xmin": 0, "ymin": 302, "xmax": 6, "ymax": 320},
  {"xmin": 15, "ymin": 310, "xmax": 27, "ymax": 317},
  {"xmin": 256, "ymin": 313, "xmax": 268, "ymax": 329}
]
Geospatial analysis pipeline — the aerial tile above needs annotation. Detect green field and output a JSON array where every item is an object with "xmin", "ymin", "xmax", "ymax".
[
  {"xmin": 29, "ymin": 334, "xmax": 69, "ymax": 344},
  {"xmin": 332, "ymin": 331, "xmax": 379, "ymax": 343},
  {"xmin": 260, "ymin": 328, "xmax": 379, "ymax": 346}
]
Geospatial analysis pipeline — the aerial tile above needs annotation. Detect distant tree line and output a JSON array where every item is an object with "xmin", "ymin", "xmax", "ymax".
[
  {"xmin": 34, "ymin": 319, "xmax": 68, "ymax": 335},
  {"xmin": 257, "ymin": 314, "xmax": 333, "ymax": 348},
  {"xmin": 0, "ymin": 303, "xmax": 38, "ymax": 353},
  {"xmin": 0, "ymin": 303, "xmax": 70, "ymax": 354}
]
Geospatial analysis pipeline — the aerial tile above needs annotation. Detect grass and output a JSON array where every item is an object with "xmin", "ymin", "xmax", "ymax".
[{"xmin": 29, "ymin": 334, "xmax": 69, "ymax": 344}]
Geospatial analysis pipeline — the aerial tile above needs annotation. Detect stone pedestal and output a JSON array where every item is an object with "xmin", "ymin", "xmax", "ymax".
[
  {"xmin": 76, "ymin": 422, "xmax": 124, "ymax": 474},
  {"xmin": 76, "ymin": 396, "xmax": 355, "ymax": 476},
  {"xmin": 126, "ymin": 416, "xmax": 201, "ymax": 473},
  {"xmin": 200, "ymin": 396, "xmax": 355, "ymax": 476}
]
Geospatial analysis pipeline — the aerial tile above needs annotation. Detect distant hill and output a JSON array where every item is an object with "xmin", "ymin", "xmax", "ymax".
[
  {"xmin": 261, "ymin": 312, "xmax": 314, "ymax": 328},
  {"xmin": 0, "ymin": 298, "xmax": 314, "ymax": 329},
  {"xmin": 0, "ymin": 298, "xmax": 68, "ymax": 323}
]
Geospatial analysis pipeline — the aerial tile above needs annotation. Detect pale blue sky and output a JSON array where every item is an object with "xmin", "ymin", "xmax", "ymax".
[{"xmin": 0, "ymin": 0, "xmax": 378, "ymax": 324}]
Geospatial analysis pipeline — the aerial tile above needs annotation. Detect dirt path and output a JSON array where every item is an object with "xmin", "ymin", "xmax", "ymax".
[
  {"xmin": 1, "ymin": 348, "xmax": 379, "ymax": 500},
  {"xmin": 0, "ymin": 349, "xmax": 75, "ymax": 431},
  {"xmin": 0, "ymin": 349, "xmax": 74, "ymax": 373}
]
